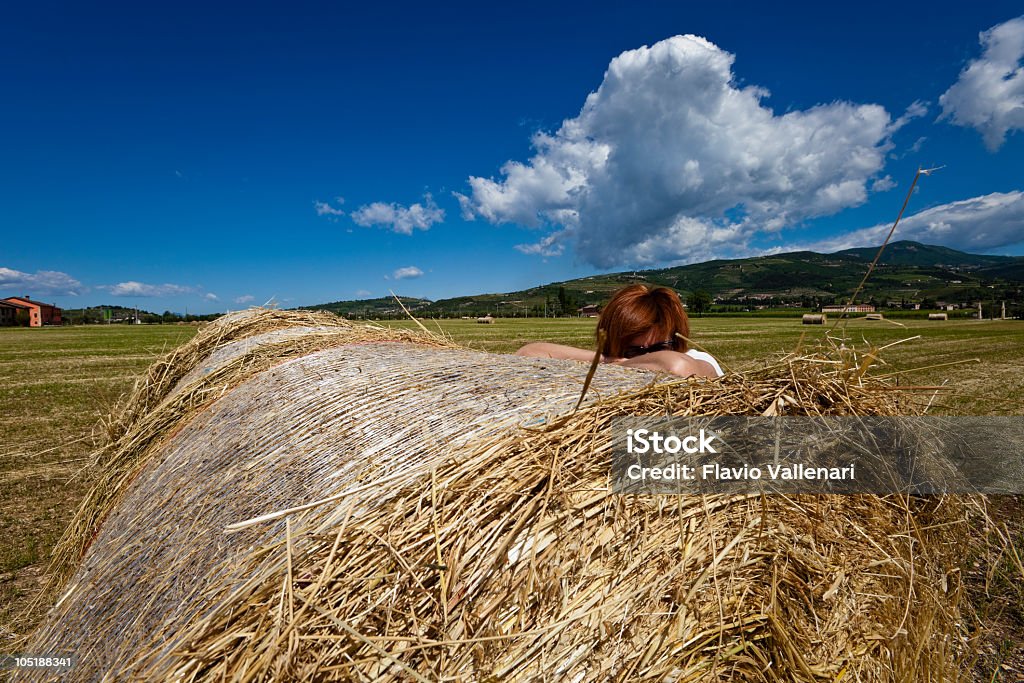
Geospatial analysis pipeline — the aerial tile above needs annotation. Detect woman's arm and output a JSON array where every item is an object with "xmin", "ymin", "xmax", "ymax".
[
  {"xmin": 515, "ymin": 342, "xmax": 599, "ymax": 363},
  {"xmin": 611, "ymin": 350, "xmax": 718, "ymax": 378},
  {"xmin": 516, "ymin": 345, "xmax": 717, "ymax": 378}
]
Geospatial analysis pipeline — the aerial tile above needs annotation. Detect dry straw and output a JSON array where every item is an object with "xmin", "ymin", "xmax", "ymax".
[
  {"xmin": 24, "ymin": 309, "xmax": 969, "ymax": 682},
  {"xmin": 43, "ymin": 309, "xmax": 458, "ymax": 595}
]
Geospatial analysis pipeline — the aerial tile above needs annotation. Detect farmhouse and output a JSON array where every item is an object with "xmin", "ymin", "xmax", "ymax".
[
  {"xmin": 0, "ymin": 300, "xmax": 29, "ymax": 326},
  {"xmin": 0, "ymin": 295, "xmax": 62, "ymax": 326},
  {"xmin": 578, "ymin": 304, "xmax": 600, "ymax": 317},
  {"xmin": 821, "ymin": 304, "xmax": 875, "ymax": 314}
]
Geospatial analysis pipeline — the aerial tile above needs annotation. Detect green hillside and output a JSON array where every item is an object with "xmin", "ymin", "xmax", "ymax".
[
  {"xmin": 833, "ymin": 241, "xmax": 1014, "ymax": 267},
  {"xmin": 308, "ymin": 296, "xmax": 432, "ymax": 318},
  {"xmin": 307, "ymin": 241, "xmax": 1024, "ymax": 318}
]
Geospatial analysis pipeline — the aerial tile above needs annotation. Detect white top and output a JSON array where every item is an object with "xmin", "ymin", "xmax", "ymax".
[{"xmin": 685, "ymin": 349, "xmax": 724, "ymax": 377}]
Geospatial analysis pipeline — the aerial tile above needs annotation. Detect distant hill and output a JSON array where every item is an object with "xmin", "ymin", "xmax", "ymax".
[
  {"xmin": 832, "ymin": 241, "xmax": 1014, "ymax": 268},
  {"xmin": 307, "ymin": 241, "xmax": 1024, "ymax": 317},
  {"xmin": 60, "ymin": 305, "xmax": 219, "ymax": 324},
  {"xmin": 308, "ymin": 296, "xmax": 433, "ymax": 318}
]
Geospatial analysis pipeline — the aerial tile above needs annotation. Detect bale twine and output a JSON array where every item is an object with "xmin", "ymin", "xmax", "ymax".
[
  {"xmin": 22, "ymin": 310, "xmax": 968, "ymax": 682},
  {"xmin": 928, "ymin": 313, "xmax": 948, "ymax": 321},
  {"xmin": 802, "ymin": 313, "xmax": 826, "ymax": 324}
]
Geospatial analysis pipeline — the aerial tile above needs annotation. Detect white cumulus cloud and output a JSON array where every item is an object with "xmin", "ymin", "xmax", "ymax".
[
  {"xmin": 792, "ymin": 190, "xmax": 1024, "ymax": 253},
  {"xmin": 234, "ymin": 294, "xmax": 256, "ymax": 304},
  {"xmin": 203, "ymin": 292, "xmax": 219, "ymax": 301},
  {"xmin": 392, "ymin": 266, "xmax": 424, "ymax": 280},
  {"xmin": 0, "ymin": 267, "xmax": 82, "ymax": 296},
  {"xmin": 457, "ymin": 35, "xmax": 903, "ymax": 268},
  {"xmin": 103, "ymin": 281, "xmax": 196, "ymax": 297},
  {"xmin": 939, "ymin": 16, "xmax": 1024, "ymax": 151},
  {"xmin": 351, "ymin": 193, "xmax": 444, "ymax": 235}
]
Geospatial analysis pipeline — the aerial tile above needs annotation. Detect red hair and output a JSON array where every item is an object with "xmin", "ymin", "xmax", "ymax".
[{"xmin": 597, "ymin": 284, "xmax": 690, "ymax": 358}]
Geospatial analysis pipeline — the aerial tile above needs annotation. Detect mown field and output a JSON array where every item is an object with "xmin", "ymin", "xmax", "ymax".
[
  {"xmin": 1, "ymin": 317, "xmax": 1022, "ymax": 669},
  {"xmin": 0, "ymin": 325, "xmax": 198, "ymax": 643},
  {"xmin": 385, "ymin": 316, "xmax": 1024, "ymax": 417}
]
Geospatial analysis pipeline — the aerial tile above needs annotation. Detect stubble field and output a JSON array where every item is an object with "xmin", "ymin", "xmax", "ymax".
[{"xmin": 1, "ymin": 316, "xmax": 1022, "ymax": 671}]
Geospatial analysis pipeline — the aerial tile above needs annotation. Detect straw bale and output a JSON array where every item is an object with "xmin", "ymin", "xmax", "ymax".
[
  {"xmin": 44, "ymin": 308, "xmax": 459, "ymax": 593},
  {"xmin": 802, "ymin": 313, "xmax": 826, "ymax": 324},
  {"xmin": 22, "ymin": 311, "xmax": 968, "ymax": 682}
]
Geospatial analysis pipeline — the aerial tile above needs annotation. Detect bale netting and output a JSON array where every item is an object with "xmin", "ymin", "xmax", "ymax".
[
  {"xmin": 42, "ymin": 308, "xmax": 461, "ymax": 595},
  {"xmin": 24, "ymin": 310, "xmax": 968, "ymax": 682}
]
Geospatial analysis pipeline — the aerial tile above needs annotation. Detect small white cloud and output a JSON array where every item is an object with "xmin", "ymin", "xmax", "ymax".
[
  {"xmin": 515, "ymin": 232, "xmax": 566, "ymax": 257},
  {"xmin": 793, "ymin": 190, "xmax": 1024, "ymax": 252},
  {"xmin": 891, "ymin": 100, "xmax": 928, "ymax": 130},
  {"xmin": 871, "ymin": 175, "xmax": 897, "ymax": 192},
  {"xmin": 314, "ymin": 197, "xmax": 346, "ymax": 218},
  {"xmin": 351, "ymin": 193, "xmax": 444, "ymax": 235},
  {"xmin": 102, "ymin": 281, "xmax": 195, "ymax": 297},
  {"xmin": 458, "ymin": 35, "xmax": 898, "ymax": 268},
  {"xmin": 203, "ymin": 292, "xmax": 219, "ymax": 301},
  {"xmin": 939, "ymin": 16, "xmax": 1024, "ymax": 150},
  {"xmin": 890, "ymin": 135, "xmax": 927, "ymax": 160},
  {"xmin": 234, "ymin": 294, "xmax": 256, "ymax": 304},
  {"xmin": 355, "ymin": 289, "xmax": 372, "ymax": 297},
  {"xmin": 0, "ymin": 267, "xmax": 82, "ymax": 296},
  {"xmin": 392, "ymin": 266, "xmax": 424, "ymax": 280}
]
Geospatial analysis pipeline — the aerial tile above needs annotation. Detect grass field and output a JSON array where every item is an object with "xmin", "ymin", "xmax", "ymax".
[
  {"xmin": 389, "ymin": 316, "xmax": 1024, "ymax": 415},
  {"xmin": 0, "ymin": 325, "xmax": 197, "ymax": 641},
  {"xmin": 1, "ymin": 317, "xmax": 1022, "ymax": 667}
]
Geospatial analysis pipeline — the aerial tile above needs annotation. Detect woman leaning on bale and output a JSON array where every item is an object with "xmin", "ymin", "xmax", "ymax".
[{"xmin": 516, "ymin": 284, "xmax": 723, "ymax": 378}]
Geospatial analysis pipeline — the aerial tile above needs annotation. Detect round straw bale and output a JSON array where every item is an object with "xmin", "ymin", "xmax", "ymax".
[
  {"xmin": 802, "ymin": 313, "xmax": 826, "ymax": 324},
  {"xmin": 24, "ymin": 311, "xmax": 968, "ymax": 681}
]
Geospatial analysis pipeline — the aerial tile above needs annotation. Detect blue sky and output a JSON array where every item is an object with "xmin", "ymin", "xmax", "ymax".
[{"xmin": 1, "ymin": 1, "xmax": 1022, "ymax": 313}]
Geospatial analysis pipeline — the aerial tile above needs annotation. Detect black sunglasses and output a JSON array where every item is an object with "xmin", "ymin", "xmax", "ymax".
[{"xmin": 622, "ymin": 339, "xmax": 677, "ymax": 359}]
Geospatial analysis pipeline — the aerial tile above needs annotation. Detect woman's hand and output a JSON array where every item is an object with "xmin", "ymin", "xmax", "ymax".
[{"xmin": 611, "ymin": 350, "xmax": 717, "ymax": 378}]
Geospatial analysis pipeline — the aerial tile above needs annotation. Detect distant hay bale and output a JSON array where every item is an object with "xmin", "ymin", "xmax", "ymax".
[
  {"xmin": 25, "ymin": 309, "xmax": 968, "ymax": 681},
  {"xmin": 865, "ymin": 313, "xmax": 885, "ymax": 321},
  {"xmin": 802, "ymin": 313, "xmax": 826, "ymax": 324},
  {"xmin": 929, "ymin": 313, "xmax": 949, "ymax": 321},
  {"xmin": 477, "ymin": 315, "xmax": 495, "ymax": 323}
]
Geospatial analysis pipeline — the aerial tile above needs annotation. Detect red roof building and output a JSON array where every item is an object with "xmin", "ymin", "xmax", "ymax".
[
  {"xmin": 1, "ymin": 296, "xmax": 62, "ymax": 327},
  {"xmin": 0, "ymin": 300, "xmax": 29, "ymax": 326}
]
